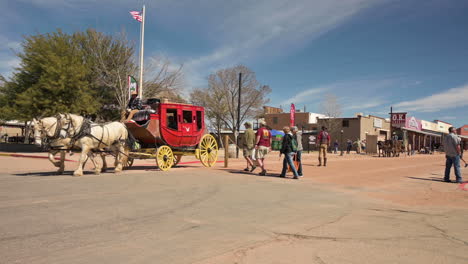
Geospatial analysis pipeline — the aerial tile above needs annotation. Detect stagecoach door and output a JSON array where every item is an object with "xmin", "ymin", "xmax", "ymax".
[{"xmin": 180, "ymin": 109, "xmax": 196, "ymax": 145}]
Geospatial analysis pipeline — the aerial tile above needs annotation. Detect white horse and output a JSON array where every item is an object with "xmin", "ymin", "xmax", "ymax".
[
  {"xmin": 32, "ymin": 115, "xmax": 107, "ymax": 175},
  {"xmin": 59, "ymin": 114, "xmax": 129, "ymax": 176}
]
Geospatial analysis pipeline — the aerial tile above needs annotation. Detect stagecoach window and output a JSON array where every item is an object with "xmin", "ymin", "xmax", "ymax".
[
  {"xmin": 342, "ymin": 120, "xmax": 349, "ymax": 127},
  {"xmin": 167, "ymin": 109, "xmax": 178, "ymax": 130},
  {"xmin": 183, "ymin": 110, "xmax": 192, "ymax": 123},
  {"xmin": 197, "ymin": 111, "xmax": 202, "ymax": 130}
]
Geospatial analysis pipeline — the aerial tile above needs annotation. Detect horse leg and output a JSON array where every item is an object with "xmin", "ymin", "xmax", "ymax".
[
  {"xmin": 74, "ymin": 146, "xmax": 91, "ymax": 177},
  {"xmin": 48, "ymin": 150, "xmax": 61, "ymax": 167},
  {"xmin": 114, "ymin": 145, "xmax": 125, "ymax": 173},
  {"xmin": 101, "ymin": 152, "xmax": 108, "ymax": 172},
  {"xmin": 86, "ymin": 152, "xmax": 102, "ymax": 175},
  {"xmin": 58, "ymin": 151, "xmax": 66, "ymax": 173}
]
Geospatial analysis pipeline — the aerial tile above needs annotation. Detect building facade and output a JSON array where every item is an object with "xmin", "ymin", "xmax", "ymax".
[
  {"xmin": 316, "ymin": 115, "xmax": 390, "ymax": 152},
  {"xmin": 263, "ymin": 111, "xmax": 326, "ymax": 131}
]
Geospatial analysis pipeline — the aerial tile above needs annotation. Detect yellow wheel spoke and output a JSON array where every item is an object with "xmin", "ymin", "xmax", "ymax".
[{"xmin": 156, "ymin": 145, "xmax": 173, "ymax": 171}]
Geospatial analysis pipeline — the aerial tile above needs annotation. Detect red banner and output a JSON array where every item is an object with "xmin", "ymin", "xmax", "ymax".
[
  {"xmin": 290, "ymin": 103, "xmax": 295, "ymax": 127},
  {"xmin": 391, "ymin": 112, "xmax": 406, "ymax": 128}
]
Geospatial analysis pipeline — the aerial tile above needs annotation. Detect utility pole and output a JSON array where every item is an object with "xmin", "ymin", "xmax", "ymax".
[
  {"xmin": 138, "ymin": 5, "xmax": 146, "ymax": 100},
  {"xmin": 236, "ymin": 72, "xmax": 242, "ymax": 158},
  {"xmin": 390, "ymin": 106, "xmax": 393, "ymax": 139}
]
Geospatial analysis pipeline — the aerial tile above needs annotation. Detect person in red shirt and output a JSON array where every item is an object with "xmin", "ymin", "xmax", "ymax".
[
  {"xmin": 255, "ymin": 121, "xmax": 272, "ymax": 176},
  {"xmin": 317, "ymin": 126, "xmax": 330, "ymax": 166}
]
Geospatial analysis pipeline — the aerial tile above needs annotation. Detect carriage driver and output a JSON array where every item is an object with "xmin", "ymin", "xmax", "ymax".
[{"xmin": 125, "ymin": 91, "xmax": 143, "ymax": 121}]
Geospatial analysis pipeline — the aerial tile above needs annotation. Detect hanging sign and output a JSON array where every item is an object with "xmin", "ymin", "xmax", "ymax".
[
  {"xmin": 391, "ymin": 112, "xmax": 406, "ymax": 128},
  {"xmin": 290, "ymin": 103, "xmax": 295, "ymax": 127}
]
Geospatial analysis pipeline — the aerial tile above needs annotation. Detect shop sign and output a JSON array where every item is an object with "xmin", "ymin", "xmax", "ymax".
[
  {"xmin": 405, "ymin": 116, "xmax": 422, "ymax": 131},
  {"xmin": 373, "ymin": 118, "xmax": 383, "ymax": 128},
  {"xmin": 391, "ymin": 113, "xmax": 406, "ymax": 127},
  {"xmin": 309, "ymin": 135, "xmax": 316, "ymax": 144},
  {"xmin": 421, "ymin": 120, "xmax": 438, "ymax": 131}
]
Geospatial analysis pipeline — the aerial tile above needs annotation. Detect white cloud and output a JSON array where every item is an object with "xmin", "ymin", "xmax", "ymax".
[
  {"xmin": 345, "ymin": 99, "xmax": 387, "ymax": 110},
  {"xmin": 182, "ymin": 0, "xmax": 377, "ymax": 88},
  {"xmin": 280, "ymin": 88, "xmax": 327, "ymax": 105},
  {"xmin": 394, "ymin": 84, "xmax": 468, "ymax": 112}
]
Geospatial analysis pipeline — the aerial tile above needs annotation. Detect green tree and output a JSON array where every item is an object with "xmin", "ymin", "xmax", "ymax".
[{"xmin": 0, "ymin": 31, "xmax": 100, "ymax": 121}]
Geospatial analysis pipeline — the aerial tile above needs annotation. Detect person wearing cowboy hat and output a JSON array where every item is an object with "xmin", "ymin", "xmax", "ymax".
[{"xmin": 125, "ymin": 91, "xmax": 142, "ymax": 121}]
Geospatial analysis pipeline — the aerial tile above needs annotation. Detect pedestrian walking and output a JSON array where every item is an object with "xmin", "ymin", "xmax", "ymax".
[
  {"xmin": 317, "ymin": 126, "xmax": 330, "ymax": 166},
  {"xmin": 255, "ymin": 121, "xmax": 272, "ymax": 176},
  {"xmin": 346, "ymin": 139, "xmax": 352, "ymax": 154},
  {"xmin": 443, "ymin": 127, "xmax": 463, "ymax": 183},
  {"xmin": 356, "ymin": 138, "xmax": 362, "ymax": 154},
  {"xmin": 333, "ymin": 140, "xmax": 339, "ymax": 154},
  {"xmin": 242, "ymin": 122, "xmax": 257, "ymax": 172},
  {"xmin": 279, "ymin": 126, "xmax": 299, "ymax": 179},
  {"xmin": 291, "ymin": 126, "xmax": 303, "ymax": 177}
]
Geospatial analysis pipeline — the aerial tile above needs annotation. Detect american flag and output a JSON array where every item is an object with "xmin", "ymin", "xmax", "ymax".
[{"xmin": 129, "ymin": 11, "xmax": 142, "ymax": 22}]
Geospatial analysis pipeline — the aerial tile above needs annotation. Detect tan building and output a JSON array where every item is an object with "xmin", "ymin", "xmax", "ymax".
[
  {"xmin": 263, "ymin": 106, "xmax": 283, "ymax": 115},
  {"xmin": 317, "ymin": 114, "xmax": 390, "ymax": 153},
  {"xmin": 264, "ymin": 111, "xmax": 326, "ymax": 131}
]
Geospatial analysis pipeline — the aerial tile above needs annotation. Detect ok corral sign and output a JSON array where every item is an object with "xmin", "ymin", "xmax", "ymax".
[{"xmin": 391, "ymin": 113, "xmax": 406, "ymax": 128}]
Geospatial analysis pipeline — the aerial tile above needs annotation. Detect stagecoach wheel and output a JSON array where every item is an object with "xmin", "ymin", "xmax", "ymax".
[
  {"xmin": 156, "ymin": 145, "xmax": 174, "ymax": 171},
  {"xmin": 198, "ymin": 134, "xmax": 218, "ymax": 167},
  {"xmin": 173, "ymin": 154, "xmax": 183, "ymax": 167}
]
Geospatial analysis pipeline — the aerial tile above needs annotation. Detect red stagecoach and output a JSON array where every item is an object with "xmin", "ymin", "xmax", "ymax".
[{"xmin": 123, "ymin": 99, "xmax": 218, "ymax": 171}]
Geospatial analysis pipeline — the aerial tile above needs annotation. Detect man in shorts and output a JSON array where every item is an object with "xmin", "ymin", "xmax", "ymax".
[
  {"xmin": 317, "ymin": 126, "xmax": 330, "ymax": 166},
  {"xmin": 242, "ymin": 122, "xmax": 256, "ymax": 172},
  {"xmin": 255, "ymin": 121, "xmax": 272, "ymax": 176}
]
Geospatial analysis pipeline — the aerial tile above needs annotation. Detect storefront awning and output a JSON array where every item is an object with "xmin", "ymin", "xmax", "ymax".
[{"xmin": 402, "ymin": 127, "xmax": 442, "ymax": 137}]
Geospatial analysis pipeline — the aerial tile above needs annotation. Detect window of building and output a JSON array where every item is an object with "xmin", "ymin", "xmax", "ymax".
[
  {"xmin": 196, "ymin": 111, "xmax": 202, "ymax": 130},
  {"xmin": 342, "ymin": 120, "xmax": 349, "ymax": 127},
  {"xmin": 166, "ymin": 109, "xmax": 178, "ymax": 130},
  {"xmin": 464, "ymin": 127, "xmax": 468, "ymax": 131},
  {"xmin": 183, "ymin": 110, "xmax": 192, "ymax": 123},
  {"xmin": 273, "ymin": 117, "xmax": 278, "ymax": 124}
]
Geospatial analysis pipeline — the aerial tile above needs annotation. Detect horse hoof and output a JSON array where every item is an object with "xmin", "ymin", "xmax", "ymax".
[
  {"xmin": 114, "ymin": 168, "xmax": 122, "ymax": 173},
  {"xmin": 73, "ymin": 172, "xmax": 83, "ymax": 177}
]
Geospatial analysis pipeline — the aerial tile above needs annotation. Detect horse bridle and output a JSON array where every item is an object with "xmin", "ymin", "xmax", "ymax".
[{"xmin": 34, "ymin": 115, "xmax": 70, "ymax": 148}]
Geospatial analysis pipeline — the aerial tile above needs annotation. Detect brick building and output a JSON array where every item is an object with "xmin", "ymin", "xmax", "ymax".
[{"xmin": 457, "ymin": 125, "xmax": 468, "ymax": 151}]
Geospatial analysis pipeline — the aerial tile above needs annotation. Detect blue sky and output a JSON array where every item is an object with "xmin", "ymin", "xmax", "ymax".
[{"xmin": 1, "ymin": 0, "xmax": 467, "ymax": 127}]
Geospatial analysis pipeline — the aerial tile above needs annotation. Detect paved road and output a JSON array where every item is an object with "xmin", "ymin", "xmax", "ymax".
[{"xmin": 0, "ymin": 155, "xmax": 467, "ymax": 263}]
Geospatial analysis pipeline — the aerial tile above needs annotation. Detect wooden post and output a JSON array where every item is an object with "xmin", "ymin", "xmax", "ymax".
[{"xmin": 224, "ymin": 135, "xmax": 229, "ymax": 168}]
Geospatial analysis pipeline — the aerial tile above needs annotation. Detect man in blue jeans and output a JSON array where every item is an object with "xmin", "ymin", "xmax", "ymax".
[
  {"xmin": 291, "ymin": 126, "xmax": 303, "ymax": 177},
  {"xmin": 279, "ymin": 126, "xmax": 299, "ymax": 179},
  {"xmin": 443, "ymin": 127, "xmax": 463, "ymax": 183}
]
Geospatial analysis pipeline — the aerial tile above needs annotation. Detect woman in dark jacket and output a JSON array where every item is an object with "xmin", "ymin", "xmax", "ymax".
[{"xmin": 279, "ymin": 126, "xmax": 299, "ymax": 179}]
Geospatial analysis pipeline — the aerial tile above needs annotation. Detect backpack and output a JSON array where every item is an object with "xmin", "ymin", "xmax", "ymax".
[{"xmin": 291, "ymin": 136, "xmax": 298, "ymax": 152}]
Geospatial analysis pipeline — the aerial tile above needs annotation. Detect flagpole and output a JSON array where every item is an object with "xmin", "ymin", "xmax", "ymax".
[{"xmin": 138, "ymin": 5, "xmax": 146, "ymax": 99}]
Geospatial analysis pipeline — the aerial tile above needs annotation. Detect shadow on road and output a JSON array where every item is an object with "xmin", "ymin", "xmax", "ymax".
[
  {"xmin": 407, "ymin": 176, "xmax": 445, "ymax": 182},
  {"xmin": 13, "ymin": 171, "xmax": 99, "ymax": 177},
  {"xmin": 223, "ymin": 169, "xmax": 298, "ymax": 180}
]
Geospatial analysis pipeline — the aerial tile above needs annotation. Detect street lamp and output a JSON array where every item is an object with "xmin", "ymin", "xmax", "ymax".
[{"xmin": 340, "ymin": 130, "xmax": 344, "ymax": 156}]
